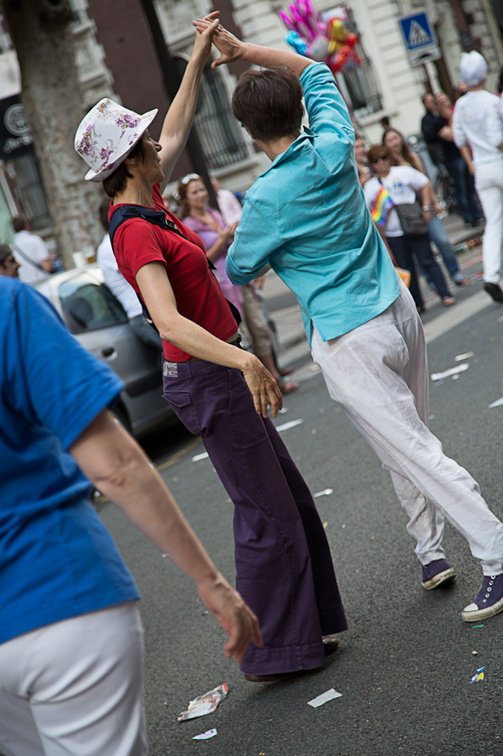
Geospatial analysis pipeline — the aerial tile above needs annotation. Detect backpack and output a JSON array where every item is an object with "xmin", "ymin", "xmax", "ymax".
[{"xmin": 108, "ymin": 204, "xmax": 241, "ymax": 330}]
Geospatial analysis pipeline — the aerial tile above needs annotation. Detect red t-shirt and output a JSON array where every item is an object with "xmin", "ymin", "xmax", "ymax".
[{"xmin": 110, "ymin": 184, "xmax": 238, "ymax": 362}]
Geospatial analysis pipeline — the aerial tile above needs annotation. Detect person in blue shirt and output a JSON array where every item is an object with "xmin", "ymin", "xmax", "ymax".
[
  {"xmin": 0, "ymin": 277, "xmax": 260, "ymax": 755},
  {"xmin": 193, "ymin": 15, "xmax": 503, "ymax": 624}
]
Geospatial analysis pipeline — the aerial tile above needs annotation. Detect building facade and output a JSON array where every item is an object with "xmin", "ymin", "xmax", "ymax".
[{"xmin": 0, "ymin": 0, "xmax": 501, "ymax": 243}]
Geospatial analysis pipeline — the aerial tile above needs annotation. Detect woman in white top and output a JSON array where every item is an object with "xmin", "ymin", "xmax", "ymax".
[
  {"xmin": 364, "ymin": 144, "xmax": 455, "ymax": 311},
  {"xmin": 383, "ymin": 127, "xmax": 469, "ymax": 288},
  {"xmin": 453, "ymin": 51, "xmax": 503, "ymax": 302}
]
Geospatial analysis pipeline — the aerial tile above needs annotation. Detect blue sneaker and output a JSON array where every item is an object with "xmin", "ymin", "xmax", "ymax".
[
  {"xmin": 421, "ymin": 559, "xmax": 456, "ymax": 590},
  {"xmin": 461, "ymin": 574, "xmax": 503, "ymax": 622}
]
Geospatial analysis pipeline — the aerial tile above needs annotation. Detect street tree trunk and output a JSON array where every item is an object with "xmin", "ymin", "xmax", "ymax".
[{"xmin": 3, "ymin": 0, "xmax": 103, "ymax": 268}]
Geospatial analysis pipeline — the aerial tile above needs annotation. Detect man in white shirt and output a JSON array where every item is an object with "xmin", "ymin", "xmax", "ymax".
[
  {"xmin": 453, "ymin": 51, "xmax": 503, "ymax": 302},
  {"xmin": 11, "ymin": 216, "xmax": 52, "ymax": 285}
]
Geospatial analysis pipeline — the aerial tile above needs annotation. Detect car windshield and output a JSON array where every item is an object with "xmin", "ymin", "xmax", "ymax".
[{"xmin": 58, "ymin": 272, "xmax": 128, "ymax": 334}]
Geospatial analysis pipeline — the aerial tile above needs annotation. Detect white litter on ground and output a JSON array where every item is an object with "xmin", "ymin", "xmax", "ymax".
[
  {"xmin": 307, "ymin": 688, "xmax": 342, "ymax": 708},
  {"xmin": 430, "ymin": 363, "xmax": 469, "ymax": 381},
  {"xmin": 191, "ymin": 452, "xmax": 209, "ymax": 462},
  {"xmin": 276, "ymin": 419, "xmax": 304, "ymax": 432},
  {"xmin": 192, "ymin": 729, "xmax": 217, "ymax": 740}
]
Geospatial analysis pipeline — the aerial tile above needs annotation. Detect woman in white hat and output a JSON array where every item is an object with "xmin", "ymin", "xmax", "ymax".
[
  {"xmin": 452, "ymin": 51, "xmax": 503, "ymax": 302},
  {"xmin": 75, "ymin": 13, "xmax": 347, "ymax": 685}
]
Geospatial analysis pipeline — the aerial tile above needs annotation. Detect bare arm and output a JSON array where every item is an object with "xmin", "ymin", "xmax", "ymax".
[
  {"xmin": 158, "ymin": 15, "xmax": 220, "ymax": 186},
  {"xmin": 438, "ymin": 125, "xmax": 454, "ymax": 142},
  {"xmin": 69, "ymin": 409, "xmax": 262, "ymax": 662},
  {"xmin": 419, "ymin": 181, "xmax": 436, "ymax": 222},
  {"xmin": 193, "ymin": 16, "xmax": 312, "ymax": 77},
  {"xmin": 206, "ymin": 223, "xmax": 237, "ymax": 262},
  {"xmin": 39, "ymin": 257, "xmax": 54, "ymax": 273},
  {"xmin": 135, "ymin": 261, "xmax": 282, "ymax": 417},
  {"xmin": 460, "ymin": 144, "xmax": 475, "ymax": 175}
]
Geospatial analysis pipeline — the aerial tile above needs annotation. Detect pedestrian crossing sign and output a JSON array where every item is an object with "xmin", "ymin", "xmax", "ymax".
[{"xmin": 398, "ymin": 12, "xmax": 441, "ymax": 66}]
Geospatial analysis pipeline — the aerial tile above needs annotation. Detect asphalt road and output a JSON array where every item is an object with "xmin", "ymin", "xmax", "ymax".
[{"xmin": 100, "ymin": 278, "xmax": 503, "ymax": 756}]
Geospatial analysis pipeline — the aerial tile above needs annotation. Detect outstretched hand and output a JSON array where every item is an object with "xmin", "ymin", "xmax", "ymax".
[
  {"xmin": 198, "ymin": 573, "xmax": 262, "ymax": 663},
  {"xmin": 193, "ymin": 16, "xmax": 244, "ymax": 68},
  {"xmin": 192, "ymin": 11, "xmax": 221, "ymax": 63}
]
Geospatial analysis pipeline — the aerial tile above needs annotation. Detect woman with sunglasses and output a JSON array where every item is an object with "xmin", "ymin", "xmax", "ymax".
[
  {"xmin": 75, "ymin": 14, "xmax": 346, "ymax": 684},
  {"xmin": 364, "ymin": 145, "xmax": 455, "ymax": 311},
  {"xmin": 382, "ymin": 128, "xmax": 469, "ymax": 288}
]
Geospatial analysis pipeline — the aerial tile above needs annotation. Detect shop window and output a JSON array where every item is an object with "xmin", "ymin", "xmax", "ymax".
[{"xmin": 193, "ymin": 64, "xmax": 249, "ymax": 169}]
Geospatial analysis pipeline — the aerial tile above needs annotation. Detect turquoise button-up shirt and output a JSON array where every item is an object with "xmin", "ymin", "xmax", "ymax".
[{"xmin": 226, "ymin": 62, "xmax": 400, "ymax": 346}]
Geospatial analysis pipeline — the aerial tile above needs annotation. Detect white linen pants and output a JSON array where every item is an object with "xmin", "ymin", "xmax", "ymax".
[
  {"xmin": 0, "ymin": 602, "xmax": 146, "ymax": 756},
  {"xmin": 475, "ymin": 158, "xmax": 503, "ymax": 285},
  {"xmin": 311, "ymin": 283, "xmax": 503, "ymax": 574}
]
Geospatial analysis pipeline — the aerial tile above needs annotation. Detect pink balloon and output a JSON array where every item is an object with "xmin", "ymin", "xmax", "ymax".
[{"xmin": 278, "ymin": 10, "xmax": 296, "ymax": 31}]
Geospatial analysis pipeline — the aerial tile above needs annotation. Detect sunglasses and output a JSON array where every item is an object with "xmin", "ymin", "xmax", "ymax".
[
  {"xmin": 371, "ymin": 156, "xmax": 389, "ymax": 164},
  {"xmin": 180, "ymin": 173, "xmax": 201, "ymax": 184}
]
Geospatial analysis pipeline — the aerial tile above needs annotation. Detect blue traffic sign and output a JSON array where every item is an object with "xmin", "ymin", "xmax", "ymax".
[{"xmin": 399, "ymin": 13, "xmax": 436, "ymax": 51}]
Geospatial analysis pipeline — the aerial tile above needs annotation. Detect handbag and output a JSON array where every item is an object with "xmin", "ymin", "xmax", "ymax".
[
  {"xmin": 376, "ymin": 178, "xmax": 428, "ymax": 237},
  {"xmin": 393, "ymin": 202, "xmax": 428, "ymax": 236}
]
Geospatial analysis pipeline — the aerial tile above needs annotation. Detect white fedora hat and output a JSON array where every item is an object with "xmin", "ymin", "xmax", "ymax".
[{"xmin": 74, "ymin": 98, "xmax": 158, "ymax": 182}]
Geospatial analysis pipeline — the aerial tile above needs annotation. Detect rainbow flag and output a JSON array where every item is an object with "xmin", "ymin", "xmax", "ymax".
[{"xmin": 370, "ymin": 185, "xmax": 394, "ymax": 227}]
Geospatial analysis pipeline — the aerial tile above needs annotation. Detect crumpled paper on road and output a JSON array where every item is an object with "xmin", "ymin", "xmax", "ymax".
[{"xmin": 177, "ymin": 683, "xmax": 229, "ymax": 722}]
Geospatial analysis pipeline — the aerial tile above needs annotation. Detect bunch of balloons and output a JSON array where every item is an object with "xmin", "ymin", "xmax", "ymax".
[{"xmin": 278, "ymin": 0, "xmax": 362, "ymax": 74}]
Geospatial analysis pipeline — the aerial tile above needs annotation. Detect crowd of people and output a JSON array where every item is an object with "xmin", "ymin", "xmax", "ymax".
[
  {"xmin": 2, "ymin": 11, "xmax": 503, "ymax": 754},
  {"xmin": 356, "ymin": 50, "xmax": 503, "ymax": 309}
]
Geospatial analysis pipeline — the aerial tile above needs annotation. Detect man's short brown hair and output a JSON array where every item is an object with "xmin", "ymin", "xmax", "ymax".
[
  {"xmin": 11, "ymin": 215, "xmax": 27, "ymax": 233},
  {"xmin": 232, "ymin": 66, "xmax": 304, "ymax": 143}
]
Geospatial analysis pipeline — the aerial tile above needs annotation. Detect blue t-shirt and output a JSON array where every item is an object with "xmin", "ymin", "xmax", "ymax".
[
  {"xmin": 0, "ymin": 279, "xmax": 139, "ymax": 644},
  {"xmin": 226, "ymin": 62, "xmax": 400, "ymax": 344}
]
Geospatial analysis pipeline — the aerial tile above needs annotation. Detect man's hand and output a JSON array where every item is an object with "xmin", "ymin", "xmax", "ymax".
[
  {"xmin": 241, "ymin": 353, "xmax": 283, "ymax": 417},
  {"xmin": 193, "ymin": 16, "xmax": 245, "ymax": 68},
  {"xmin": 197, "ymin": 574, "xmax": 262, "ymax": 663}
]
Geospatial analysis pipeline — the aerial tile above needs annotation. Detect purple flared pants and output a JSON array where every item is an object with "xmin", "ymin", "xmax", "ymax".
[{"xmin": 162, "ymin": 357, "xmax": 347, "ymax": 676}]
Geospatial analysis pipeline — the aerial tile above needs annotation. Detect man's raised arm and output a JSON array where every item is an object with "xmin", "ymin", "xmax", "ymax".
[{"xmin": 193, "ymin": 15, "xmax": 312, "ymax": 77}]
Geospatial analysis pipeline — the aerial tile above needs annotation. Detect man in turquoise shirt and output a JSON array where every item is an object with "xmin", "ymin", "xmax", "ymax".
[
  {"xmin": 195, "ymin": 16, "xmax": 503, "ymax": 624},
  {"xmin": 226, "ymin": 63, "xmax": 399, "ymax": 344}
]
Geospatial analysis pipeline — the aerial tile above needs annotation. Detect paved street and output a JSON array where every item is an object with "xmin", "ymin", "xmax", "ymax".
[{"xmin": 100, "ymin": 238, "xmax": 503, "ymax": 756}]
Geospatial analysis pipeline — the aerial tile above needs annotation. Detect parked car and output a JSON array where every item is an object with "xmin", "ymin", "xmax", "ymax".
[{"xmin": 35, "ymin": 265, "xmax": 177, "ymax": 439}]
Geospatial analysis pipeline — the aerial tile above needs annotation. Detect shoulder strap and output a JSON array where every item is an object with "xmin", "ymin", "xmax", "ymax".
[
  {"xmin": 108, "ymin": 204, "xmax": 240, "ymax": 331},
  {"xmin": 109, "ymin": 204, "xmax": 215, "ymax": 269},
  {"xmin": 11, "ymin": 240, "xmax": 44, "ymax": 271},
  {"xmin": 109, "ymin": 205, "xmax": 187, "ymax": 247}
]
